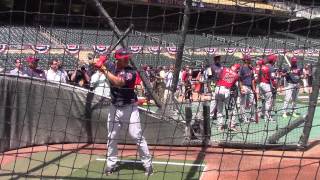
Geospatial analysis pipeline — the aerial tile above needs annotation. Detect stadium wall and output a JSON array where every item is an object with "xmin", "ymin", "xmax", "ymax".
[{"xmin": 0, "ymin": 75, "xmax": 185, "ymax": 152}]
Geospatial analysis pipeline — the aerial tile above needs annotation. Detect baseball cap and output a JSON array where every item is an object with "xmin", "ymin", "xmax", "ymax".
[
  {"xmin": 290, "ymin": 57, "xmax": 298, "ymax": 64},
  {"xmin": 26, "ymin": 57, "xmax": 40, "ymax": 63},
  {"xmin": 242, "ymin": 55, "xmax": 251, "ymax": 61},
  {"xmin": 256, "ymin": 59, "xmax": 265, "ymax": 66},
  {"xmin": 213, "ymin": 55, "xmax": 221, "ymax": 61},
  {"xmin": 114, "ymin": 48, "xmax": 131, "ymax": 60},
  {"xmin": 267, "ymin": 54, "xmax": 277, "ymax": 63}
]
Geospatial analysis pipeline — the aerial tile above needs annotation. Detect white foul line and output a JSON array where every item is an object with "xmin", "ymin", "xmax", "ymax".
[
  {"xmin": 199, "ymin": 164, "xmax": 208, "ymax": 180},
  {"xmin": 96, "ymin": 158, "xmax": 205, "ymax": 167}
]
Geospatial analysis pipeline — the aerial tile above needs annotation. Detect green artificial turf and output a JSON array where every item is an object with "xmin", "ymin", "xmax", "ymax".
[{"xmin": 0, "ymin": 152, "xmax": 204, "ymax": 180}]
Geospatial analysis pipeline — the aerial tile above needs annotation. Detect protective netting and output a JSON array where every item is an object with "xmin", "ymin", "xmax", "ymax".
[{"xmin": 0, "ymin": 0, "xmax": 320, "ymax": 179}]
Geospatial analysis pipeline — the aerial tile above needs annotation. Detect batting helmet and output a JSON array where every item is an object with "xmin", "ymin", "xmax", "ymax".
[
  {"xmin": 242, "ymin": 55, "xmax": 252, "ymax": 62},
  {"xmin": 231, "ymin": 63, "xmax": 241, "ymax": 72},
  {"xmin": 267, "ymin": 54, "xmax": 278, "ymax": 64},
  {"xmin": 115, "ymin": 48, "xmax": 131, "ymax": 60},
  {"xmin": 256, "ymin": 59, "xmax": 265, "ymax": 66},
  {"xmin": 290, "ymin": 57, "xmax": 298, "ymax": 64}
]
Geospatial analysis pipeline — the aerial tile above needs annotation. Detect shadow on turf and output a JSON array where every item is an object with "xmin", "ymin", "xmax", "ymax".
[
  {"xmin": 118, "ymin": 161, "xmax": 146, "ymax": 171},
  {"xmin": 0, "ymin": 173, "xmax": 104, "ymax": 180}
]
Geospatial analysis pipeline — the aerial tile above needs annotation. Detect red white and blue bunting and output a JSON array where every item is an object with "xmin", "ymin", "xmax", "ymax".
[
  {"xmin": 262, "ymin": 49, "xmax": 274, "ymax": 55},
  {"xmin": 66, "ymin": 44, "xmax": 80, "ymax": 54},
  {"xmin": 239, "ymin": 48, "xmax": 252, "ymax": 55},
  {"xmin": 0, "ymin": 44, "xmax": 8, "ymax": 53},
  {"xmin": 314, "ymin": 49, "xmax": 320, "ymax": 55},
  {"xmin": 293, "ymin": 49, "xmax": 302, "ymax": 56},
  {"xmin": 30, "ymin": 45, "xmax": 50, "ymax": 54},
  {"xmin": 129, "ymin": 46, "xmax": 143, "ymax": 54},
  {"xmin": 93, "ymin": 45, "xmax": 109, "ymax": 55},
  {"xmin": 274, "ymin": 49, "xmax": 286, "ymax": 55},
  {"xmin": 147, "ymin": 46, "xmax": 162, "ymax": 54},
  {"xmin": 0, "ymin": 43, "xmax": 320, "ymax": 57},
  {"xmin": 224, "ymin": 48, "xmax": 237, "ymax": 54},
  {"xmin": 306, "ymin": 49, "xmax": 316, "ymax": 56},
  {"xmin": 205, "ymin": 47, "xmax": 217, "ymax": 55},
  {"xmin": 166, "ymin": 46, "xmax": 177, "ymax": 54}
]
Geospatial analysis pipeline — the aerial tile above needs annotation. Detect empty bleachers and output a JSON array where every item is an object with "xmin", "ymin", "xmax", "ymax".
[{"xmin": 0, "ymin": 26, "xmax": 51, "ymax": 45}]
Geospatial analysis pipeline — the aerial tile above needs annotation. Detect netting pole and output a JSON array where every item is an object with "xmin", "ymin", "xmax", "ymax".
[
  {"xmin": 171, "ymin": 0, "xmax": 192, "ymax": 94},
  {"xmin": 185, "ymin": 105, "xmax": 193, "ymax": 140},
  {"xmin": 299, "ymin": 54, "xmax": 320, "ymax": 147},
  {"xmin": 268, "ymin": 117, "xmax": 305, "ymax": 144},
  {"xmin": 90, "ymin": 0, "xmax": 163, "ymax": 108},
  {"xmin": 202, "ymin": 102, "xmax": 211, "ymax": 145}
]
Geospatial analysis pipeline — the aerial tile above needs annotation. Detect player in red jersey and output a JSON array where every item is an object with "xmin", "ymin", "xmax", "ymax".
[
  {"xmin": 258, "ymin": 54, "xmax": 278, "ymax": 122},
  {"xmin": 253, "ymin": 58, "xmax": 265, "ymax": 121},
  {"xmin": 213, "ymin": 64, "xmax": 240, "ymax": 131},
  {"xmin": 254, "ymin": 59, "xmax": 265, "ymax": 81}
]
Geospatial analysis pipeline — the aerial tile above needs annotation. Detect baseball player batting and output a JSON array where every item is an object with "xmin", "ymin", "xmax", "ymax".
[
  {"xmin": 95, "ymin": 49, "xmax": 153, "ymax": 176},
  {"xmin": 282, "ymin": 56, "xmax": 302, "ymax": 118}
]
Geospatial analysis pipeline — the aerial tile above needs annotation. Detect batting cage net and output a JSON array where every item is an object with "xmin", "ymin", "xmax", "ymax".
[{"xmin": 0, "ymin": 0, "xmax": 320, "ymax": 179}]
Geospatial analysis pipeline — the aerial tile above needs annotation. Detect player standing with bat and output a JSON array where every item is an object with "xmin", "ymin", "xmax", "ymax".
[
  {"xmin": 282, "ymin": 56, "xmax": 302, "ymax": 118},
  {"xmin": 95, "ymin": 49, "xmax": 153, "ymax": 176}
]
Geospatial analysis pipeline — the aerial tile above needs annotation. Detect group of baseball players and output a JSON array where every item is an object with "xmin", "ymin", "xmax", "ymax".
[{"xmin": 209, "ymin": 54, "xmax": 305, "ymax": 131}]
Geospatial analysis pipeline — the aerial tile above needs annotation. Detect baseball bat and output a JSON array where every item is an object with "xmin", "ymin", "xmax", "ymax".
[{"xmin": 95, "ymin": 24, "xmax": 133, "ymax": 68}]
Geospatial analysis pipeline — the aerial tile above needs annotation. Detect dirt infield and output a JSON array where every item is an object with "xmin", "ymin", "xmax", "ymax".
[{"xmin": 1, "ymin": 143, "xmax": 320, "ymax": 180}]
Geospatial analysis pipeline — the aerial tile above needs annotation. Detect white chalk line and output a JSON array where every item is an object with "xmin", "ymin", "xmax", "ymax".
[{"xmin": 96, "ymin": 158, "xmax": 205, "ymax": 167}]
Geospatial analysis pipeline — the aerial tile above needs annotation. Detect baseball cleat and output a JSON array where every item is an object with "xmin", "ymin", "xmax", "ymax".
[
  {"xmin": 104, "ymin": 165, "xmax": 119, "ymax": 175},
  {"xmin": 144, "ymin": 165, "xmax": 154, "ymax": 176},
  {"xmin": 229, "ymin": 126, "xmax": 239, "ymax": 132},
  {"xmin": 292, "ymin": 113, "xmax": 300, "ymax": 118},
  {"xmin": 282, "ymin": 113, "xmax": 289, "ymax": 118}
]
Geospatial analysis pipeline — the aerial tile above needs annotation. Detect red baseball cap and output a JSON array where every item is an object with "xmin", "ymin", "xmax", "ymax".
[
  {"xmin": 267, "ymin": 54, "xmax": 277, "ymax": 64},
  {"xmin": 114, "ymin": 48, "xmax": 131, "ymax": 61},
  {"xmin": 242, "ymin": 55, "xmax": 252, "ymax": 61},
  {"xmin": 26, "ymin": 57, "xmax": 40, "ymax": 63},
  {"xmin": 256, "ymin": 59, "xmax": 265, "ymax": 66},
  {"xmin": 290, "ymin": 57, "xmax": 298, "ymax": 64}
]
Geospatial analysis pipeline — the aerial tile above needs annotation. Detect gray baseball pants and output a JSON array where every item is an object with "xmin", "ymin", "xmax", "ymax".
[
  {"xmin": 239, "ymin": 85, "xmax": 254, "ymax": 121},
  {"xmin": 259, "ymin": 82, "xmax": 274, "ymax": 119},
  {"xmin": 212, "ymin": 86, "xmax": 237, "ymax": 127},
  {"xmin": 283, "ymin": 83, "xmax": 299, "ymax": 113},
  {"xmin": 107, "ymin": 104, "xmax": 152, "ymax": 169}
]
